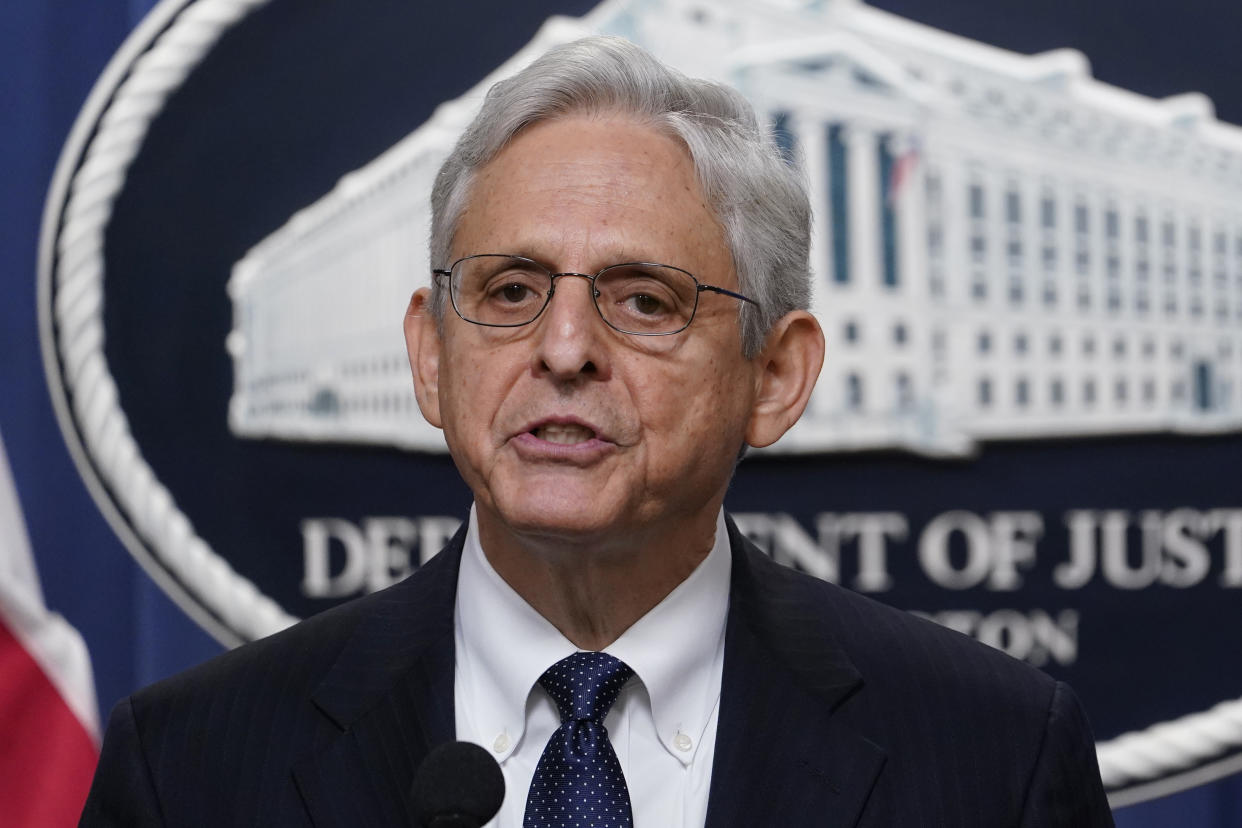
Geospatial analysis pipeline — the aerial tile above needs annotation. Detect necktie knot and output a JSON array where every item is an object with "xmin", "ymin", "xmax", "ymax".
[{"xmin": 538, "ymin": 651, "xmax": 634, "ymax": 725}]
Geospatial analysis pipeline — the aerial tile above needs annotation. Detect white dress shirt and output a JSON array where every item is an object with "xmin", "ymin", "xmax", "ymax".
[{"xmin": 453, "ymin": 505, "xmax": 731, "ymax": 828}]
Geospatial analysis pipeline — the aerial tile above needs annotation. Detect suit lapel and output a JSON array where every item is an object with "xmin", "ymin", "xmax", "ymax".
[
  {"xmin": 292, "ymin": 529, "xmax": 464, "ymax": 827},
  {"xmin": 705, "ymin": 519, "xmax": 886, "ymax": 828}
]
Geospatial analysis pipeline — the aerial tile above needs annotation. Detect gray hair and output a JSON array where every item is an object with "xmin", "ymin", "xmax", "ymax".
[{"xmin": 429, "ymin": 36, "xmax": 811, "ymax": 357}]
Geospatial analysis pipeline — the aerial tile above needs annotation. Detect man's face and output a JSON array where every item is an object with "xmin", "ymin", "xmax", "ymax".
[{"xmin": 420, "ymin": 114, "xmax": 763, "ymax": 550}]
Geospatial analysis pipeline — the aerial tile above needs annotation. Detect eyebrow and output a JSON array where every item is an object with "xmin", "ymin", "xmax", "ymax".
[{"xmin": 481, "ymin": 249, "xmax": 686, "ymax": 272}]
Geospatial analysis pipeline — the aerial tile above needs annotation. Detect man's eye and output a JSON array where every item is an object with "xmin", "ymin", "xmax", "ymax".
[
  {"xmin": 625, "ymin": 293, "xmax": 666, "ymax": 316},
  {"xmin": 499, "ymin": 283, "xmax": 532, "ymax": 303}
]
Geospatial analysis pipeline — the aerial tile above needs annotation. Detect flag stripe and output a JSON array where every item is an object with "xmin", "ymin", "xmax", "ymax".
[{"xmin": 0, "ymin": 615, "xmax": 98, "ymax": 826}]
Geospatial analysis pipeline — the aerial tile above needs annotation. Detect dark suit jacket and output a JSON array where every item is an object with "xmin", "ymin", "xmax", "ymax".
[{"xmin": 80, "ymin": 519, "xmax": 1114, "ymax": 827}]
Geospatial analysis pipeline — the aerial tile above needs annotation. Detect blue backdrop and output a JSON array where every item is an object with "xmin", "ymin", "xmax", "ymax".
[{"xmin": 3, "ymin": 0, "xmax": 1241, "ymax": 823}]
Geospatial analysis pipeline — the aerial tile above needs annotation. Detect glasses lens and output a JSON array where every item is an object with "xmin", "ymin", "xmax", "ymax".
[
  {"xmin": 452, "ymin": 256, "xmax": 551, "ymax": 326},
  {"xmin": 595, "ymin": 264, "xmax": 699, "ymax": 334}
]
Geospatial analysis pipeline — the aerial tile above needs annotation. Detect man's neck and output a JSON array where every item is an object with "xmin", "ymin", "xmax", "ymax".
[{"xmin": 475, "ymin": 508, "xmax": 719, "ymax": 651}]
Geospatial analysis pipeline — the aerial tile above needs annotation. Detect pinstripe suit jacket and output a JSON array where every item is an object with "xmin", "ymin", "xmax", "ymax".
[{"xmin": 80, "ymin": 518, "xmax": 1113, "ymax": 827}]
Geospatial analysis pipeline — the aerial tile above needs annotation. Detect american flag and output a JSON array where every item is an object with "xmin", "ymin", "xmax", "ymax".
[
  {"xmin": 887, "ymin": 135, "xmax": 922, "ymax": 205},
  {"xmin": 0, "ymin": 430, "xmax": 99, "ymax": 826}
]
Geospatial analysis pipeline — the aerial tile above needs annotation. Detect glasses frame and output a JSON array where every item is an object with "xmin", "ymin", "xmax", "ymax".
[{"xmin": 432, "ymin": 254, "xmax": 758, "ymax": 337}]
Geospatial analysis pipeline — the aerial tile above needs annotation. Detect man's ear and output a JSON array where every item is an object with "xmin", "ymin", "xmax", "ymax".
[
  {"xmin": 404, "ymin": 287, "xmax": 443, "ymax": 429},
  {"xmin": 745, "ymin": 310, "xmax": 825, "ymax": 448}
]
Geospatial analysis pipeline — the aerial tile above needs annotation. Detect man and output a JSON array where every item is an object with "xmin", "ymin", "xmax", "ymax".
[{"xmin": 81, "ymin": 36, "xmax": 1113, "ymax": 827}]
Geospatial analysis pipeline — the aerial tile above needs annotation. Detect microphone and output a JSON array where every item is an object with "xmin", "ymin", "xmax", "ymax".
[{"xmin": 410, "ymin": 741, "xmax": 506, "ymax": 828}]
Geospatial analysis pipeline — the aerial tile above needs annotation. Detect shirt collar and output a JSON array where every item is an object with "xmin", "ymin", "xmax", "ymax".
[
  {"xmin": 605, "ymin": 509, "xmax": 730, "ymax": 765},
  {"xmin": 454, "ymin": 505, "xmax": 731, "ymax": 766}
]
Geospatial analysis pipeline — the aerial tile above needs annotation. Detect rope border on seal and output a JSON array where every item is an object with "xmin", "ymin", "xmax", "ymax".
[
  {"xmin": 34, "ymin": 0, "xmax": 1242, "ymax": 801},
  {"xmin": 40, "ymin": 0, "xmax": 294, "ymax": 644}
]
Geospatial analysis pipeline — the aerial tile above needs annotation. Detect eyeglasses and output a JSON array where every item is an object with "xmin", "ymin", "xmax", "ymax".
[{"xmin": 432, "ymin": 254, "xmax": 757, "ymax": 336}]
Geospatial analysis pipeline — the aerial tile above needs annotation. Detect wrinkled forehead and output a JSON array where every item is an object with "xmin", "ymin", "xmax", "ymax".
[{"xmin": 454, "ymin": 114, "xmax": 734, "ymax": 280}]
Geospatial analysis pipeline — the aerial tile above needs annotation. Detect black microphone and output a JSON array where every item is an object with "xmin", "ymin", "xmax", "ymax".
[{"xmin": 410, "ymin": 741, "xmax": 506, "ymax": 828}]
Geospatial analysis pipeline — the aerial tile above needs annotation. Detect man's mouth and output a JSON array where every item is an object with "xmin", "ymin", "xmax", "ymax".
[{"xmin": 531, "ymin": 423, "xmax": 598, "ymax": 445}]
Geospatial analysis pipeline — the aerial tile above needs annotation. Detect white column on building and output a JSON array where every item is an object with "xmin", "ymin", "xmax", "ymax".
[
  {"xmin": 894, "ymin": 129, "xmax": 927, "ymax": 305},
  {"xmin": 844, "ymin": 124, "xmax": 880, "ymax": 292}
]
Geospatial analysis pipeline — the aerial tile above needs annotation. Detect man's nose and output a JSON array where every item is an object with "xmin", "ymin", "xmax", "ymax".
[{"xmin": 531, "ymin": 274, "xmax": 610, "ymax": 381}]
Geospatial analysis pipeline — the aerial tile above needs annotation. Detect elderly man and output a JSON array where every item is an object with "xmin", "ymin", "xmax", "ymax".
[{"xmin": 81, "ymin": 36, "xmax": 1113, "ymax": 828}]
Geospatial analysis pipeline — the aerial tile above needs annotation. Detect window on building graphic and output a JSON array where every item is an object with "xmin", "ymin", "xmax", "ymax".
[
  {"xmin": 1050, "ymin": 379, "xmax": 1065, "ymax": 406},
  {"xmin": 970, "ymin": 183, "xmax": 986, "ymax": 219},
  {"xmin": 1106, "ymin": 209, "xmax": 1119, "ymax": 239},
  {"xmin": 1014, "ymin": 333, "xmax": 1028, "ymax": 355},
  {"xmin": 1114, "ymin": 379, "xmax": 1128, "ymax": 404},
  {"xmin": 1137, "ymin": 258, "xmax": 1150, "ymax": 281},
  {"xmin": 1049, "ymin": 335, "xmax": 1063, "ymax": 356},
  {"xmin": 1082, "ymin": 379, "xmax": 1096, "ymax": 406},
  {"xmin": 844, "ymin": 320, "xmax": 860, "ymax": 344},
  {"xmin": 1083, "ymin": 336, "xmax": 1096, "ymax": 357},
  {"xmin": 1163, "ymin": 220, "xmax": 1176, "ymax": 247},
  {"xmin": 1076, "ymin": 249, "xmax": 1090, "ymax": 274},
  {"xmin": 896, "ymin": 373, "xmax": 913, "ymax": 410},
  {"xmin": 978, "ymin": 331, "xmax": 992, "ymax": 354},
  {"xmin": 971, "ymin": 234, "xmax": 987, "ymax": 261},
  {"xmin": 1143, "ymin": 379, "xmax": 1156, "ymax": 405},
  {"xmin": 1041, "ymin": 195, "xmax": 1056, "ymax": 229},
  {"xmin": 1006, "ymin": 190, "xmax": 1022, "ymax": 223},
  {"xmin": 1042, "ymin": 245, "xmax": 1056, "ymax": 270},
  {"xmin": 1172, "ymin": 380, "xmax": 1186, "ymax": 402},
  {"xmin": 1015, "ymin": 378, "xmax": 1030, "ymax": 407},
  {"xmin": 928, "ymin": 225, "xmax": 943, "ymax": 253},
  {"xmin": 1077, "ymin": 287, "xmax": 1091, "ymax": 310},
  {"xmin": 846, "ymin": 373, "xmax": 864, "ymax": 410},
  {"xmin": 1136, "ymin": 291, "xmax": 1150, "ymax": 313},
  {"xmin": 972, "ymin": 278, "xmax": 987, "ymax": 300},
  {"xmin": 1189, "ymin": 224, "xmax": 1202, "ymax": 253},
  {"xmin": 1107, "ymin": 290, "xmax": 1121, "ymax": 311},
  {"xmin": 827, "ymin": 124, "xmax": 850, "ymax": 284},
  {"xmin": 1135, "ymin": 214, "xmax": 1149, "ymax": 244},
  {"xmin": 1075, "ymin": 203, "xmax": 1089, "ymax": 234},
  {"xmin": 978, "ymin": 377, "xmax": 993, "ymax": 407},
  {"xmin": 893, "ymin": 323, "xmax": 908, "ymax": 346},
  {"xmin": 926, "ymin": 173, "xmax": 942, "ymax": 205},
  {"xmin": 1009, "ymin": 282, "xmax": 1024, "ymax": 304},
  {"xmin": 1171, "ymin": 340, "xmax": 1184, "ymax": 359},
  {"xmin": 1043, "ymin": 284, "xmax": 1057, "ymax": 306},
  {"xmin": 1007, "ymin": 239, "xmax": 1023, "ymax": 259},
  {"xmin": 1194, "ymin": 360, "xmax": 1214, "ymax": 411}
]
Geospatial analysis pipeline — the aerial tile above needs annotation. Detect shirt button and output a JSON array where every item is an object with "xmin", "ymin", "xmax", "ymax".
[
  {"xmin": 493, "ymin": 733, "xmax": 510, "ymax": 753},
  {"xmin": 673, "ymin": 732, "xmax": 693, "ymax": 752}
]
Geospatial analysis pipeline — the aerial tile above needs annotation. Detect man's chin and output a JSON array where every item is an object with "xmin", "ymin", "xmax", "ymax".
[{"xmin": 483, "ymin": 498, "xmax": 643, "ymax": 551}]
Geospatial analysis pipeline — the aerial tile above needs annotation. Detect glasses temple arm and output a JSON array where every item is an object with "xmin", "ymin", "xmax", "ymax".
[{"xmin": 699, "ymin": 284, "xmax": 759, "ymax": 306}]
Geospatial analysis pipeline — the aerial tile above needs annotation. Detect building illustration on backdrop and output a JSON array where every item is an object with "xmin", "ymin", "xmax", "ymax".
[{"xmin": 225, "ymin": 0, "xmax": 1242, "ymax": 457}]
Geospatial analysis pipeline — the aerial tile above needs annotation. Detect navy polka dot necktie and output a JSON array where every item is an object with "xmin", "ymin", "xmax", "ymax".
[{"xmin": 523, "ymin": 651, "xmax": 635, "ymax": 828}]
